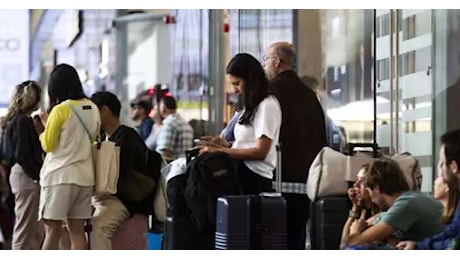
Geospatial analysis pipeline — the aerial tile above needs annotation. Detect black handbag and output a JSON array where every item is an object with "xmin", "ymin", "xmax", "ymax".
[{"xmin": 117, "ymin": 170, "xmax": 156, "ymax": 203}]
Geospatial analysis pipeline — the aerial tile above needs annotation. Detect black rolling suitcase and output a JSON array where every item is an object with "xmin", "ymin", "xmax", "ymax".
[
  {"xmin": 309, "ymin": 143, "xmax": 379, "ymax": 250},
  {"xmin": 215, "ymin": 144, "xmax": 287, "ymax": 250},
  {"xmin": 163, "ymin": 171, "xmax": 215, "ymax": 250},
  {"xmin": 310, "ymin": 196, "xmax": 350, "ymax": 250},
  {"xmin": 163, "ymin": 215, "xmax": 215, "ymax": 250},
  {"xmin": 163, "ymin": 147, "xmax": 239, "ymax": 250},
  {"xmin": 163, "ymin": 148, "xmax": 215, "ymax": 250}
]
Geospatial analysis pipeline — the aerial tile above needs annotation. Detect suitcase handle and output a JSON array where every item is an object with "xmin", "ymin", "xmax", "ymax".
[
  {"xmin": 274, "ymin": 143, "xmax": 282, "ymax": 194},
  {"xmin": 347, "ymin": 143, "xmax": 379, "ymax": 158},
  {"xmin": 185, "ymin": 147, "xmax": 200, "ymax": 164}
]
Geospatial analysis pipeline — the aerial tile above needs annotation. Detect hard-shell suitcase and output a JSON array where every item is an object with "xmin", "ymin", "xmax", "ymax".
[
  {"xmin": 163, "ymin": 215, "xmax": 215, "ymax": 250},
  {"xmin": 310, "ymin": 196, "xmax": 350, "ymax": 249},
  {"xmin": 162, "ymin": 148, "xmax": 217, "ymax": 250},
  {"xmin": 215, "ymin": 194, "xmax": 287, "ymax": 250},
  {"xmin": 215, "ymin": 144, "xmax": 287, "ymax": 250}
]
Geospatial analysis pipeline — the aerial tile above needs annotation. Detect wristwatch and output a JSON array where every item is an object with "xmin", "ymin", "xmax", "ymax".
[{"xmin": 349, "ymin": 210, "xmax": 360, "ymax": 219}]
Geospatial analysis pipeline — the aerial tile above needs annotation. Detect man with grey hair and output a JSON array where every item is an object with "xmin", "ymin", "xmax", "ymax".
[{"xmin": 264, "ymin": 42, "xmax": 327, "ymax": 249}]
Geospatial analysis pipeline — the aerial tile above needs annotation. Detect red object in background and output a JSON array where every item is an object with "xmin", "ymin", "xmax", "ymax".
[
  {"xmin": 146, "ymin": 87, "xmax": 170, "ymax": 97},
  {"xmin": 164, "ymin": 15, "xmax": 176, "ymax": 24},
  {"xmin": 224, "ymin": 23, "xmax": 229, "ymax": 33}
]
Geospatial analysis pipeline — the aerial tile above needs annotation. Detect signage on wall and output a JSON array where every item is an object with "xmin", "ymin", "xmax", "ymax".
[
  {"xmin": 0, "ymin": 39, "xmax": 20, "ymax": 51},
  {"xmin": 0, "ymin": 10, "xmax": 29, "ymax": 110},
  {"xmin": 53, "ymin": 10, "xmax": 81, "ymax": 49}
]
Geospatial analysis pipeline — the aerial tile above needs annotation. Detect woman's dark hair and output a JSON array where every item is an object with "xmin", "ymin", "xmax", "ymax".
[
  {"xmin": 226, "ymin": 53, "xmax": 269, "ymax": 125},
  {"xmin": 161, "ymin": 96, "xmax": 177, "ymax": 110},
  {"xmin": 439, "ymin": 129, "xmax": 460, "ymax": 223},
  {"xmin": 441, "ymin": 129, "xmax": 460, "ymax": 167},
  {"xmin": 48, "ymin": 64, "xmax": 86, "ymax": 105}
]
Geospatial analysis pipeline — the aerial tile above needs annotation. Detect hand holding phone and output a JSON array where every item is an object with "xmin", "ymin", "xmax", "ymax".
[{"xmin": 194, "ymin": 139, "xmax": 222, "ymax": 147}]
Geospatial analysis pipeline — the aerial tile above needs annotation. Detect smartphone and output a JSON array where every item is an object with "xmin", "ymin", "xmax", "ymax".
[{"xmin": 194, "ymin": 139, "xmax": 210, "ymax": 146}]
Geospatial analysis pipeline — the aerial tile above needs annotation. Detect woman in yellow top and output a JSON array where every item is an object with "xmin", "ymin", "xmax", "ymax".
[{"xmin": 39, "ymin": 64, "xmax": 100, "ymax": 250}]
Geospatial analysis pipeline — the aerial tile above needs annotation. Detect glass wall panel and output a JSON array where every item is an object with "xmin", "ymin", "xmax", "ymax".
[
  {"xmin": 321, "ymin": 10, "xmax": 374, "ymax": 144},
  {"xmin": 433, "ymin": 9, "xmax": 460, "ymax": 187},
  {"xmin": 169, "ymin": 9, "xmax": 209, "ymax": 123},
  {"xmin": 375, "ymin": 9, "xmax": 433, "ymax": 192},
  {"xmin": 230, "ymin": 9, "xmax": 293, "ymax": 59},
  {"xmin": 227, "ymin": 9, "xmax": 293, "ymax": 124},
  {"xmin": 115, "ymin": 16, "xmax": 171, "ymax": 125},
  {"xmin": 116, "ymin": 10, "xmax": 210, "ymax": 126}
]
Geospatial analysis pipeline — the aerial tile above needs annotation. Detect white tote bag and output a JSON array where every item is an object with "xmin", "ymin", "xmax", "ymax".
[
  {"xmin": 68, "ymin": 104, "xmax": 120, "ymax": 195},
  {"xmin": 153, "ymin": 174, "xmax": 167, "ymax": 221},
  {"xmin": 92, "ymin": 141, "xmax": 120, "ymax": 195}
]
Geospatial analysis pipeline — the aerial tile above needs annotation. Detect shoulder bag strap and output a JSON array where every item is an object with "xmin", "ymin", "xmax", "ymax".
[{"xmin": 65, "ymin": 103, "xmax": 97, "ymax": 142}]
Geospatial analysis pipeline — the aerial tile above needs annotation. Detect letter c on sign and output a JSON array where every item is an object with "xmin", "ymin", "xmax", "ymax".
[{"xmin": 0, "ymin": 39, "xmax": 20, "ymax": 51}]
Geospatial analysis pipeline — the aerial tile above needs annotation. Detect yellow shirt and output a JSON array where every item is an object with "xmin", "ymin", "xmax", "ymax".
[{"xmin": 39, "ymin": 99, "xmax": 100, "ymax": 187}]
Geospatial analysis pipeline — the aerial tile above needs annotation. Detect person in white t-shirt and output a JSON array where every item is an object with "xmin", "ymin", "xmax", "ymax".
[
  {"xmin": 199, "ymin": 53, "xmax": 282, "ymax": 194},
  {"xmin": 39, "ymin": 64, "xmax": 101, "ymax": 250}
]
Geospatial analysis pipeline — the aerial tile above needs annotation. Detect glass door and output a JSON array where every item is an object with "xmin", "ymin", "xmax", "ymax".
[
  {"xmin": 376, "ymin": 9, "xmax": 433, "ymax": 192},
  {"xmin": 114, "ymin": 13, "xmax": 172, "ymax": 126}
]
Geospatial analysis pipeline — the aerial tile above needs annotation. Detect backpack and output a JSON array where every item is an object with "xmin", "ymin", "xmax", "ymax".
[
  {"xmin": 184, "ymin": 152, "xmax": 241, "ymax": 230},
  {"xmin": 116, "ymin": 135, "xmax": 162, "ymax": 210},
  {"xmin": 143, "ymin": 148, "xmax": 163, "ymax": 181}
]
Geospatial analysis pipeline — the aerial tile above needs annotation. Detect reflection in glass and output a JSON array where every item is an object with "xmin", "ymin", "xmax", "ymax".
[
  {"xmin": 321, "ymin": 10, "xmax": 374, "ymax": 144},
  {"xmin": 230, "ymin": 9, "xmax": 293, "ymax": 60}
]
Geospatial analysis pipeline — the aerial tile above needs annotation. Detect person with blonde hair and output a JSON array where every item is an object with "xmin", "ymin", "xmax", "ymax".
[
  {"xmin": 0, "ymin": 80, "xmax": 44, "ymax": 249},
  {"xmin": 340, "ymin": 164, "xmax": 382, "ymax": 248}
]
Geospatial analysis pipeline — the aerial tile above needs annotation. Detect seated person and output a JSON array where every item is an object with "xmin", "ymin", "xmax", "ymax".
[
  {"xmin": 343, "ymin": 161, "xmax": 458, "ymax": 249},
  {"xmin": 90, "ymin": 91, "xmax": 157, "ymax": 250},
  {"xmin": 397, "ymin": 130, "xmax": 460, "ymax": 249},
  {"xmin": 434, "ymin": 165, "xmax": 459, "ymax": 225},
  {"xmin": 199, "ymin": 53, "xmax": 282, "ymax": 195},
  {"xmin": 340, "ymin": 164, "xmax": 386, "ymax": 249},
  {"xmin": 155, "ymin": 96, "xmax": 194, "ymax": 162},
  {"xmin": 344, "ymin": 158, "xmax": 444, "ymax": 247}
]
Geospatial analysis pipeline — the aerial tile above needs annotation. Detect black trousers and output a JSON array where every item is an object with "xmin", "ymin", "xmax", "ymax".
[
  {"xmin": 237, "ymin": 161, "xmax": 273, "ymax": 195},
  {"xmin": 282, "ymin": 193, "xmax": 310, "ymax": 250}
]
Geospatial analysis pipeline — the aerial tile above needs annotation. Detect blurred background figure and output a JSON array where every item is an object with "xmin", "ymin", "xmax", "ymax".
[
  {"xmin": 300, "ymin": 75, "xmax": 347, "ymax": 153},
  {"xmin": 130, "ymin": 99, "xmax": 154, "ymax": 141}
]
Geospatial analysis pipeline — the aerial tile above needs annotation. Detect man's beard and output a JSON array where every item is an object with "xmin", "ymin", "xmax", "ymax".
[{"xmin": 132, "ymin": 114, "xmax": 140, "ymax": 121}]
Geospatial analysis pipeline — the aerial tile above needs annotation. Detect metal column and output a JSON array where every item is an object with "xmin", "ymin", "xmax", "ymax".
[
  {"xmin": 114, "ymin": 10, "xmax": 129, "ymax": 101},
  {"xmin": 207, "ymin": 9, "xmax": 226, "ymax": 135}
]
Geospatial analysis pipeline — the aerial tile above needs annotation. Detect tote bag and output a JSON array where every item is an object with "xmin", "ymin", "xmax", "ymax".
[
  {"xmin": 67, "ymin": 104, "xmax": 120, "ymax": 195},
  {"xmin": 92, "ymin": 141, "xmax": 120, "ymax": 195}
]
